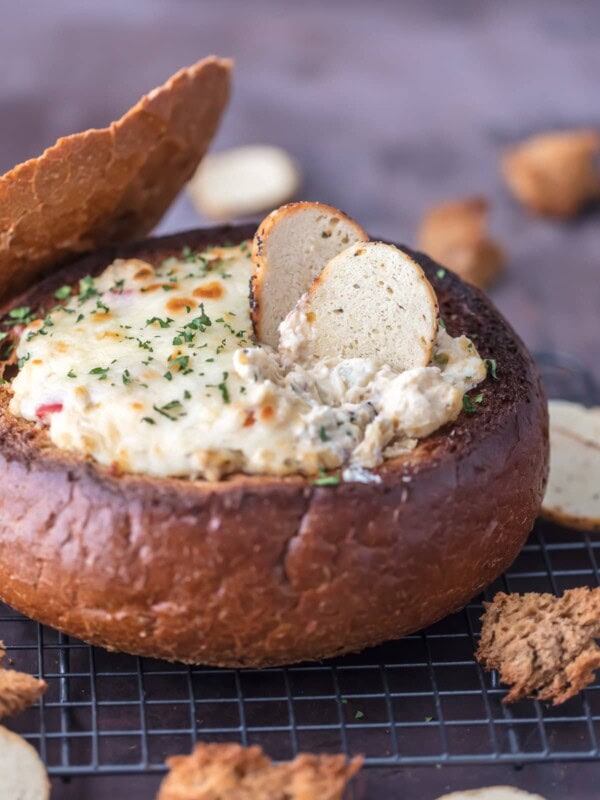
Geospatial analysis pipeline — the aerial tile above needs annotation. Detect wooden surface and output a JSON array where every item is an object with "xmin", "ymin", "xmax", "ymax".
[{"xmin": 1, "ymin": 1, "xmax": 599, "ymax": 798}]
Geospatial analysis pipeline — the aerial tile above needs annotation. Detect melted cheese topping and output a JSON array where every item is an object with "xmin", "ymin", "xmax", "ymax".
[{"xmin": 9, "ymin": 242, "xmax": 487, "ymax": 481}]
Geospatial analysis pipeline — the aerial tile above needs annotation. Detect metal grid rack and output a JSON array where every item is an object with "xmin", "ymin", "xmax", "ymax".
[{"xmin": 1, "ymin": 352, "xmax": 599, "ymax": 776}]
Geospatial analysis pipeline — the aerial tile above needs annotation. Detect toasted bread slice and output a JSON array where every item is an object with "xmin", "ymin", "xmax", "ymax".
[
  {"xmin": 157, "ymin": 742, "xmax": 362, "ymax": 800},
  {"xmin": 188, "ymin": 145, "xmax": 301, "ymax": 220},
  {"xmin": 476, "ymin": 587, "xmax": 600, "ymax": 705},
  {"xmin": 279, "ymin": 241, "xmax": 439, "ymax": 371},
  {"xmin": 542, "ymin": 400, "xmax": 600, "ymax": 532},
  {"xmin": 0, "ymin": 57, "xmax": 232, "ymax": 303},
  {"xmin": 0, "ymin": 726, "xmax": 50, "ymax": 799},
  {"xmin": 250, "ymin": 202, "xmax": 368, "ymax": 347},
  {"xmin": 436, "ymin": 789, "xmax": 546, "ymax": 800}
]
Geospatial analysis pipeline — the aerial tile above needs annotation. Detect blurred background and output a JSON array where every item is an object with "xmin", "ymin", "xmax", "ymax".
[{"xmin": 0, "ymin": 0, "xmax": 599, "ymax": 382}]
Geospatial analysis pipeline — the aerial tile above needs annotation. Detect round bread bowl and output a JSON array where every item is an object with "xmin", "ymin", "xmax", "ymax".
[{"xmin": 0, "ymin": 224, "xmax": 548, "ymax": 667}]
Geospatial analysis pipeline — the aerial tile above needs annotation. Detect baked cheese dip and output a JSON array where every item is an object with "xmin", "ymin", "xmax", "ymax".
[{"xmin": 8, "ymin": 242, "xmax": 486, "ymax": 481}]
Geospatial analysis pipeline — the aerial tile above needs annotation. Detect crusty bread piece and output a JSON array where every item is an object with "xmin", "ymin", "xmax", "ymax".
[
  {"xmin": 250, "ymin": 202, "xmax": 368, "ymax": 347},
  {"xmin": 0, "ymin": 642, "xmax": 46, "ymax": 719},
  {"xmin": 542, "ymin": 400, "xmax": 600, "ymax": 532},
  {"xmin": 188, "ymin": 145, "xmax": 301, "ymax": 220},
  {"xmin": 417, "ymin": 196, "xmax": 505, "ymax": 290},
  {"xmin": 477, "ymin": 588, "xmax": 600, "ymax": 705},
  {"xmin": 279, "ymin": 241, "xmax": 439, "ymax": 371},
  {"xmin": 156, "ymin": 742, "xmax": 362, "ymax": 800},
  {"xmin": 436, "ymin": 789, "xmax": 546, "ymax": 800},
  {"xmin": 0, "ymin": 725, "xmax": 50, "ymax": 799},
  {"xmin": 0, "ymin": 669, "xmax": 46, "ymax": 720},
  {"xmin": 0, "ymin": 56, "xmax": 231, "ymax": 303},
  {"xmin": 0, "ymin": 226, "xmax": 548, "ymax": 668},
  {"xmin": 501, "ymin": 129, "xmax": 600, "ymax": 218}
]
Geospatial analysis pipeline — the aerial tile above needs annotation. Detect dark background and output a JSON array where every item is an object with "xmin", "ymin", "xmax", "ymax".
[{"xmin": 1, "ymin": 1, "xmax": 599, "ymax": 797}]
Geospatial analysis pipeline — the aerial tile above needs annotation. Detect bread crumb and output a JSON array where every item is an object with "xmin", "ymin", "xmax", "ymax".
[
  {"xmin": 476, "ymin": 587, "xmax": 600, "ymax": 705},
  {"xmin": 417, "ymin": 197, "xmax": 504, "ymax": 290},
  {"xmin": 502, "ymin": 129, "xmax": 600, "ymax": 218},
  {"xmin": 156, "ymin": 742, "xmax": 362, "ymax": 800},
  {"xmin": 0, "ymin": 669, "xmax": 46, "ymax": 719}
]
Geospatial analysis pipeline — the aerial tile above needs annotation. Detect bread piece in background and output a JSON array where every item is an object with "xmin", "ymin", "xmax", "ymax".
[
  {"xmin": 502, "ymin": 129, "xmax": 600, "ymax": 218},
  {"xmin": 477, "ymin": 587, "xmax": 600, "ymax": 705},
  {"xmin": 188, "ymin": 145, "xmax": 301, "ymax": 220},
  {"xmin": 417, "ymin": 197, "xmax": 505, "ymax": 290},
  {"xmin": 542, "ymin": 399, "xmax": 600, "ymax": 532},
  {"xmin": 156, "ymin": 742, "xmax": 362, "ymax": 800},
  {"xmin": 436, "ymin": 788, "xmax": 547, "ymax": 799},
  {"xmin": 0, "ymin": 725, "xmax": 50, "ymax": 799}
]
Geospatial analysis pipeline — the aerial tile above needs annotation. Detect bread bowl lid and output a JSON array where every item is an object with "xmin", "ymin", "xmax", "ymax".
[{"xmin": 0, "ymin": 56, "xmax": 232, "ymax": 304}]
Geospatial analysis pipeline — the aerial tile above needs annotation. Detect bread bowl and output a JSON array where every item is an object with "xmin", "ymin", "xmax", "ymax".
[{"xmin": 0, "ymin": 222, "xmax": 548, "ymax": 667}]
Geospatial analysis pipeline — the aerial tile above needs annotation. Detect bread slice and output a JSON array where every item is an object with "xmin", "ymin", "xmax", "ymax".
[
  {"xmin": 279, "ymin": 241, "xmax": 439, "ymax": 371},
  {"xmin": 250, "ymin": 202, "xmax": 368, "ymax": 347},
  {"xmin": 156, "ymin": 742, "xmax": 362, "ymax": 800},
  {"xmin": 476, "ymin": 587, "xmax": 600, "ymax": 705},
  {"xmin": 188, "ymin": 145, "xmax": 301, "ymax": 220},
  {"xmin": 436, "ymin": 789, "xmax": 546, "ymax": 800},
  {"xmin": 501, "ymin": 129, "xmax": 600, "ymax": 218},
  {"xmin": 0, "ymin": 56, "xmax": 231, "ymax": 303},
  {"xmin": 542, "ymin": 400, "xmax": 600, "ymax": 532},
  {"xmin": 0, "ymin": 726, "xmax": 50, "ymax": 799}
]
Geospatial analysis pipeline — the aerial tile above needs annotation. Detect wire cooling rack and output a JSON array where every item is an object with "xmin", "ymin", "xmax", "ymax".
[{"xmin": 1, "ymin": 352, "xmax": 599, "ymax": 776}]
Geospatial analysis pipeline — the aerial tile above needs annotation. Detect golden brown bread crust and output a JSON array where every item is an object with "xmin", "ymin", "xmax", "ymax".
[
  {"xmin": 0, "ymin": 57, "xmax": 231, "ymax": 303},
  {"xmin": 0, "ymin": 642, "xmax": 47, "ymax": 719},
  {"xmin": 157, "ymin": 742, "xmax": 362, "ymax": 800},
  {"xmin": 477, "ymin": 588, "xmax": 600, "ymax": 705},
  {"xmin": 0, "ymin": 224, "xmax": 548, "ymax": 667}
]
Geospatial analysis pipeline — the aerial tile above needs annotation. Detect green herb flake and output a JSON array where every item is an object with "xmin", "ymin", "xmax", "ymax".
[
  {"xmin": 354, "ymin": 710, "xmax": 364, "ymax": 720},
  {"xmin": 54, "ymin": 285, "xmax": 72, "ymax": 300},
  {"xmin": 141, "ymin": 417, "xmax": 156, "ymax": 425},
  {"xmin": 153, "ymin": 400, "xmax": 186, "ymax": 421},
  {"xmin": 484, "ymin": 358, "xmax": 498, "ymax": 380},
  {"xmin": 89, "ymin": 366, "xmax": 109, "ymax": 380},
  {"xmin": 462, "ymin": 395, "xmax": 477, "ymax": 414},
  {"xmin": 438, "ymin": 317, "xmax": 447, "ymax": 330},
  {"xmin": 314, "ymin": 470, "xmax": 341, "ymax": 487},
  {"xmin": 146, "ymin": 316, "xmax": 174, "ymax": 329},
  {"xmin": 218, "ymin": 372, "xmax": 230, "ymax": 404},
  {"xmin": 319, "ymin": 426, "xmax": 330, "ymax": 442},
  {"xmin": 9, "ymin": 306, "xmax": 32, "ymax": 322},
  {"xmin": 184, "ymin": 389, "xmax": 192, "ymax": 400},
  {"xmin": 475, "ymin": 393, "xmax": 484, "ymax": 404},
  {"xmin": 425, "ymin": 715, "xmax": 434, "ymax": 723},
  {"xmin": 78, "ymin": 275, "xmax": 98, "ymax": 303},
  {"xmin": 122, "ymin": 370, "xmax": 132, "ymax": 386},
  {"xmin": 163, "ymin": 371, "xmax": 173, "ymax": 381},
  {"xmin": 0, "ymin": 332, "xmax": 8, "ymax": 342},
  {"xmin": 436, "ymin": 268, "xmax": 447, "ymax": 279},
  {"xmin": 67, "ymin": 369, "xmax": 77, "ymax": 379}
]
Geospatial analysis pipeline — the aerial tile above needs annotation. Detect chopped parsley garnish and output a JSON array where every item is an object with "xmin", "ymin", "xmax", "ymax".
[
  {"xmin": 462, "ymin": 395, "xmax": 477, "ymax": 413},
  {"xmin": 17, "ymin": 353, "xmax": 31, "ymax": 369},
  {"xmin": 89, "ymin": 366, "xmax": 109, "ymax": 380},
  {"xmin": 111, "ymin": 279, "xmax": 125, "ymax": 294},
  {"xmin": 8, "ymin": 306, "xmax": 34, "ymax": 324},
  {"xmin": 122, "ymin": 370, "xmax": 132, "ymax": 385},
  {"xmin": 354, "ymin": 710, "xmax": 364, "ymax": 720},
  {"xmin": 218, "ymin": 372, "xmax": 230, "ymax": 403},
  {"xmin": 67, "ymin": 369, "xmax": 77, "ymax": 378},
  {"xmin": 54, "ymin": 285, "xmax": 72, "ymax": 300},
  {"xmin": 163, "ymin": 371, "xmax": 173, "ymax": 381},
  {"xmin": 146, "ymin": 316, "xmax": 174, "ymax": 329},
  {"xmin": 141, "ymin": 417, "xmax": 156, "ymax": 425},
  {"xmin": 168, "ymin": 354, "xmax": 190, "ymax": 372},
  {"xmin": 153, "ymin": 400, "xmax": 186, "ymax": 421},
  {"xmin": 436, "ymin": 268, "xmax": 446, "ymax": 278},
  {"xmin": 78, "ymin": 276, "xmax": 98, "ymax": 303},
  {"xmin": 484, "ymin": 358, "xmax": 498, "ymax": 380},
  {"xmin": 184, "ymin": 389, "xmax": 192, "ymax": 400},
  {"xmin": 0, "ymin": 332, "xmax": 8, "ymax": 342},
  {"xmin": 475, "ymin": 393, "xmax": 484, "ymax": 405},
  {"xmin": 314, "ymin": 470, "xmax": 341, "ymax": 486},
  {"xmin": 438, "ymin": 317, "xmax": 446, "ymax": 330},
  {"xmin": 94, "ymin": 299, "xmax": 110, "ymax": 314},
  {"xmin": 319, "ymin": 426, "xmax": 330, "ymax": 442},
  {"xmin": 424, "ymin": 715, "xmax": 434, "ymax": 723}
]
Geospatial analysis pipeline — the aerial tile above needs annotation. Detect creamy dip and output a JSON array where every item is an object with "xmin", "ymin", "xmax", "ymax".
[{"xmin": 9, "ymin": 241, "xmax": 486, "ymax": 481}]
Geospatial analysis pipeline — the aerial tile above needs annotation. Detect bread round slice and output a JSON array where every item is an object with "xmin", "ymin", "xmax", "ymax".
[
  {"xmin": 542, "ymin": 399, "xmax": 600, "ymax": 531},
  {"xmin": 436, "ymin": 789, "xmax": 546, "ymax": 800},
  {"xmin": 0, "ymin": 226, "xmax": 548, "ymax": 668},
  {"xmin": 280, "ymin": 241, "xmax": 438, "ymax": 371},
  {"xmin": 0, "ymin": 726, "xmax": 49, "ymax": 800},
  {"xmin": 187, "ymin": 145, "xmax": 301, "ymax": 220},
  {"xmin": 250, "ymin": 202, "xmax": 368, "ymax": 347}
]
